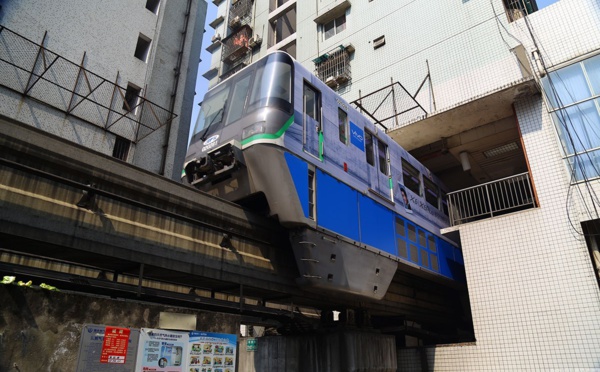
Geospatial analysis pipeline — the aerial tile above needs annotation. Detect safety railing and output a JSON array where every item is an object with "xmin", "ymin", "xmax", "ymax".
[
  {"xmin": 221, "ymin": 25, "xmax": 252, "ymax": 64},
  {"xmin": 229, "ymin": 0, "xmax": 253, "ymax": 29},
  {"xmin": 447, "ymin": 172, "xmax": 537, "ymax": 226},
  {"xmin": 0, "ymin": 25, "xmax": 176, "ymax": 143}
]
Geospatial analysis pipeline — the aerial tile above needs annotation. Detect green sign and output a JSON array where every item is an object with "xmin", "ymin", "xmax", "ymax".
[{"xmin": 246, "ymin": 338, "xmax": 257, "ymax": 352}]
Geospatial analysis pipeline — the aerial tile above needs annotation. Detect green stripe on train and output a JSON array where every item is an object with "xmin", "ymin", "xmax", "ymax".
[{"xmin": 241, "ymin": 115, "xmax": 294, "ymax": 146}]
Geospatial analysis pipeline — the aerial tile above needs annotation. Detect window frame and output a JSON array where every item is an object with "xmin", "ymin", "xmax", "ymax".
[
  {"xmin": 402, "ymin": 158, "xmax": 422, "ymax": 196},
  {"xmin": 542, "ymin": 53, "xmax": 600, "ymax": 182},
  {"xmin": 322, "ymin": 14, "xmax": 346, "ymax": 41}
]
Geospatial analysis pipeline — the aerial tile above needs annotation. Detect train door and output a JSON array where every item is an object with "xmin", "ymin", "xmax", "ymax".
[
  {"xmin": 303, "ymin": 83, "xmax": 322, "ymax": 160},
  {"xmin": 365, "ymin": 131, "xmax": 392, "ymax": 200}
]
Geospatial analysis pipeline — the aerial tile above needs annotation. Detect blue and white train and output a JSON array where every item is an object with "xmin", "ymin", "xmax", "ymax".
[{"xmin": 183, "ymin": 52, "xmax": 465, "ymax": 300}]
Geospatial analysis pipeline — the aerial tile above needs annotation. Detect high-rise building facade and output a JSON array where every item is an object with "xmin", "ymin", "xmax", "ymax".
[
  {"xmin": 204, "ymin": 0, "xmax": 600, "ymax": 369},
  {"xmin": 0, "ymin": 0, "xmax": 207, "ymax": 180}
]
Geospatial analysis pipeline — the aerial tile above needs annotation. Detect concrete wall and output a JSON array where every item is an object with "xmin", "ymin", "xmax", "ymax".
[
  {"xmin": 0, "ymin": 0, "xmax": 206, "ymax": 180},
  {"xmin": 0, "ymin": 285, "xmax": 240, "ymax": 372},
  {"xmin": 238, "ymin": 331, "xmax": 397, "ymax": 372}
]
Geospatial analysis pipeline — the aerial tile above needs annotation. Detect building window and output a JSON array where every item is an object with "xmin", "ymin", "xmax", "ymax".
[
  {"xmin": 112, "ymin": 136, "xmax": 131, "ymax": 161},
  {"xmin": 402, "ymin": 159, "xmax": 421, "ymax": 196},
  {"xmin": 123, "ymin": 83, "xmax": 141, "ymax": 112},
  {"xmin": 145, "ymin": 0, "xmax": 160, "ymax": 14},
  {"xmin": 269, "ymin": 5, "xmax": 296, "ymax": 47},
  {"xmin": 134, "ymin": 34, "xmax": 152, "ymax": 62},
  {"xmin": 338, "ymin": 108, "xmax": 348, "ymax": 144},
  {"xmin": 323, "ymin": 14, "xmax": 346, "ymax": 41},
  {"xmin": 542, "ymin": 53, "xmax": 600, "ymax": 181}
]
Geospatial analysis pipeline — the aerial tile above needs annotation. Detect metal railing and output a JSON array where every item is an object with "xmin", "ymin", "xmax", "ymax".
[
  {"xmin": 314, "ymin": 46, "xmax": 351, "ymax": 90},
  {"xmin": 221, "ymin": 25, "xmax": 252, "ymax": 64},
  {"xmin": 0, "ymin": 25, "xmax": 176, "ymax": 143},
  {"xmin": 229, "ymin": 0, "xmax": 253, "ymax": 29},
  {"xmin": 447, "ymin": 172, "xmax": 537, "ymax": 226}
]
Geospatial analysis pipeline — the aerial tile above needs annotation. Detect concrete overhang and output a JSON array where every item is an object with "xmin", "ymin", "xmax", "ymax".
[{"xmin": 388, "ymin": 78, "xmax": 539, "ymax": 151}]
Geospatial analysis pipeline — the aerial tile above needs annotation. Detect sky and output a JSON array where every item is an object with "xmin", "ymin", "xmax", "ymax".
[{"xmin": 188, "ymin": 2, "xmax": 219, "ymax": 146}]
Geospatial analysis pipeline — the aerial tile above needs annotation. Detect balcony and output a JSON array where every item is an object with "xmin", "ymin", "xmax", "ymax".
[
  {"xmin": 0, "ymin": 25, "xmax": 176, "ymax": 142},
  {"xmin": 314, "ymin": 46, "xmax": 352, "ymax": 90},
  {"xmin": 447, "ymin": 172, "xmax": 537, "ymax": 226},
  {"xmin": 221, "ymin": 25, "xmax": 252, "ymax": 64},
  {"xmin": 229, "ymin": 0, "xmax": 253, "ymax": 29}
]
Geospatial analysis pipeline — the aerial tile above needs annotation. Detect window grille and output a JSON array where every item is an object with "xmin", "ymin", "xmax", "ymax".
[
  {"xmin": 229, "ymin": 0, "xmax": 253, "ymax": 29},
  {"xmin": 504, "ymin": 0, "xmax": 538, "ymax": 22},
  {"xmin": 314, "ymin": 47, "xmax": 351, "ymax": 89},
  {"xmin": 221, "ymin": 25, "xmax": 252, "ymax": 64}
]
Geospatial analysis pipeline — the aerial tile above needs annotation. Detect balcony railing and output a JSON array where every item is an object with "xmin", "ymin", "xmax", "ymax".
[
  {"xmin": 221, "ymin": 25, "xmax": 252, "ymax": 64},
  {"xmin": 447, "ymin": 172, "xmax": 537, "ymax": 226},
  {"xmin": 229, "ymin": 0, "xmax": 253, "ymax": 29},
  {"xmin": 0, "ymin": 25, "xmax": 176, "ymax": 142},
  {"xmin": 314, "ymin": 46, "xmax": 351, "ymax": 90}
]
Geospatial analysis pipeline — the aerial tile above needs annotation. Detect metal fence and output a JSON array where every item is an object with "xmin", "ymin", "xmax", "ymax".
[
  {"xmin": 447, "ymin": 172, "xmax": 537, "ymax": 226},
  {"xmin": 221, "ymin": 25, "xmax": 252, "ymax": 64},
  {"xmin": 0, "ymin": 26, "xmax": 176, "ymax": 143},
  {"xmin": 314, "ymin": 47, "xmax": 351, "ymax": 90}
]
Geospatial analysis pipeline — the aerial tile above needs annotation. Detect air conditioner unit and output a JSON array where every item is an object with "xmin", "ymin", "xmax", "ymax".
[
  {"xmin": 211, "ymin": 33, "xmax": 221, "ymax": 43},
  {"xmin": 248, "ymin": 36, "xmax": 262, "ymax": 48},
  {"xmin": 325, "ymin": 76, "xmax": 338, "ymax": 88},
  {"xmin": 232, "ymin": 0, "xmax": 239, "ymax": 4},
  {"xmin": 230, "ymin": 16, "xmax": 241, "ymax": 28}
]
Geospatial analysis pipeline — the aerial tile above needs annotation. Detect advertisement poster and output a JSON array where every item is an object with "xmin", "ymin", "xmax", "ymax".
[
  {"xmin": 136, "ymin": 328, "xmax": 188, "ymax": 372},
  {"xmin": 101, "ymin": 326, "xmax": 131, "ymax": 364},
  {"xmin": 187, "ymin": 331, "xmax": 237, "ymax": 372},
  {"xmin": 76, "ymin": 324, "xmax": 139, "ymax": 372}
]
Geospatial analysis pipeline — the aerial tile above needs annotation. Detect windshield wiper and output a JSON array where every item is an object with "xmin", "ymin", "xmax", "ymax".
[{"xmin": 200, "ymin": 100, "xmax": 227, "ymax": 141}]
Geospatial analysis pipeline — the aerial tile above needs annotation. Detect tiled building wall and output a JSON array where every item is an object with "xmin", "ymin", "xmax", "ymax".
[
  {"xmin": 398, "ymin": 93, "xmax": 600, "ymax": 370},
  {"xmin": 392, "ymin": 1, "xmax": 600, "ymax": 369}
]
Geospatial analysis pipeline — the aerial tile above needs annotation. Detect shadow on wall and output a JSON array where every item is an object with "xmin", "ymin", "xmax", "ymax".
[{"xmin": 0, "ymin": 0, "xmax": 10, "ymax": 22}]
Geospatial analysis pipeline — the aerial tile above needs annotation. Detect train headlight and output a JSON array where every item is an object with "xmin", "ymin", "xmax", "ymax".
[{"xmin": 242, "ymin": 122, "xmax": 266, "ymax": 140}]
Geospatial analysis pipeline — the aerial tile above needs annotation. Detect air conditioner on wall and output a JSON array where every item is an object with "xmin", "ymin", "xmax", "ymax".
[
  {"xmin": 230, "ymin": 16, "xmax": 241, "ymax": 28},
  {"xmin": 211, "ymin": 33, "xmax": 221, "ymax": 43},
  {"xmin": 248, "ymin": 36, "xmax": 262, "ymax": 48}
]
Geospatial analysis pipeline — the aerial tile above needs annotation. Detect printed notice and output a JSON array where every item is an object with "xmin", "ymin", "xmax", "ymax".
[{"xmin": 101, "ymin": 327, "xmax": 131, "ymax": 364}]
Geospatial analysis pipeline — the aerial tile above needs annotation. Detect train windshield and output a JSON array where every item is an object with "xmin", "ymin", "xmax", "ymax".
[
  {"xmin": 193, "ymin": 84, "xmax": 230, "ymax": 137},
  {"xmin": 192, "ymin": 52, "xmax": 293, "ymax": 139},
  {"xmin": 247, "ymin": 56, "xmax": 292, "ymax": 112}
]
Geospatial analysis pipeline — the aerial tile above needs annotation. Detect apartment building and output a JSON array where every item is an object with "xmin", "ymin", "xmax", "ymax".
[
  {"xmin": 204, "ymin": 0, "xmax": 600, "ymax": 369},
  {"xmin": 0, "ymin": 0, "xmax": 207, "ymax": 180}
]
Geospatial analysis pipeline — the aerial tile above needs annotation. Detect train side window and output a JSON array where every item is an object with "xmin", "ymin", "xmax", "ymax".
[
  {"xmin": 427, "ymin": 234, "xmax": 436, "ymax": 252},
  {"xmin": 377, "ymin": 139, "xmax": 388, "ymax": 175},
  {"xmin": 418, "ymin": 229, "xmax": 426, "ymax": 247},
  {"xmin": 402, "ymin": 159, "xmax": 421, "ymax": 196},
  {"xmin": 395, "ymin": 217, "xmax": 405, "ymax": 236},
  {"xmin": 338, "ymin": 108, "xmax": 348, "ymax": 144},
  {"xmin": 423, "ymin": 176, "xmax": 439, "ymax": 208},
  {"xmin": 365, "ymin": 131, "xmax": 375, "ymax": 166},
  {"xmin": 304, "ymin": 85, "xmax": 319, "ymax": 121},
  {"xmin": 441, "ymin": 192, "xmax": 449, "ymax": 216},
  {"xmin": 226, "ymin": 74, "xmax": 252, "ymax": 125},
  {"xmin": 407, "ymin": 222, "xmax": 416, "ymax": 242}
]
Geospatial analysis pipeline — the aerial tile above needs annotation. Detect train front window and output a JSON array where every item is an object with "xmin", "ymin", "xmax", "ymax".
[
  {"xmin": 226, "ymin": 73, "xmax": 252, "ymax": 125},
  {"xmin": 193, "ymin": 84, "xmax": 230, "ymax": 137},
  {"xmin": 248, "ymin": 56, "xmax": 292, "ymax": 112}
]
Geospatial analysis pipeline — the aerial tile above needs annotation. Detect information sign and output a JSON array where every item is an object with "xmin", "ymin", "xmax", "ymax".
[{"xmin": 101, "ymin": 326, "xmax": 131, "ymax": 364}]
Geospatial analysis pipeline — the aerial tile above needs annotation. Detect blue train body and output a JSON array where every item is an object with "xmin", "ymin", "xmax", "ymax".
[{"xmin": 184, "ymin": 52, "xmax": 464, "ymax": 299}]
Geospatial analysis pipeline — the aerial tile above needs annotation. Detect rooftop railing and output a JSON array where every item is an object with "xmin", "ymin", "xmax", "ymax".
[
  {"xmin": 447, "ymin": 172, "xmax": 537, "ymax": 226},
  {"xmin": 0, "ymin": 25, "xmax": 176, "ymax": 142}
]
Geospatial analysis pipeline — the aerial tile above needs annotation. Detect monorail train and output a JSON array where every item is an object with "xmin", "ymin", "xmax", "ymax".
[{"xmin": 183, "ymin": 51, "xmax": 464, "ymax": 300}]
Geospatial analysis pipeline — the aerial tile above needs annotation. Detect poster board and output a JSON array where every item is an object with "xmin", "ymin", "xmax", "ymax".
[
  {"xmin": 135, "ymin": 328, "xmax": 189, "ymax": 372},
  {"xmin": 76, "ymin": 324, "xmax": 139, "ymax": 372},
  {"xmin": 188, "ymin": 331, "xmax": 237, "ymax": 372}
]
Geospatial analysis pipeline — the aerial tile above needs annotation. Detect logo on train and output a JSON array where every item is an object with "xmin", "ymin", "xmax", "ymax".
[
  {"xmin": 350, "ymin": 122, "xmax": 364, "ymax": 151},
  {"xmin": 202, "ymin": 134, "xmax": 220, "ymax": 152}
]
